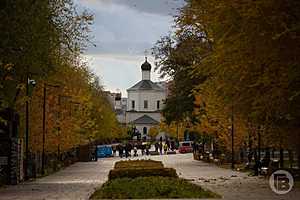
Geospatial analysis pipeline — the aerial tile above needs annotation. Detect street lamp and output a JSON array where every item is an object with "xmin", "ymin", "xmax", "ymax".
[
  {"xmin": 257, "ymin": 125, "xmax": 264, "ymax": 165},
  {"xmin": 25, "ymin": 76, "xmax": 36, "ymax": 180}
]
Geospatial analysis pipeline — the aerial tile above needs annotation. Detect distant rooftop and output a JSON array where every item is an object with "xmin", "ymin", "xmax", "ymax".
[
  {"xmin": 127, "ymin": 80, "xmax": 164, "ymax": 91},
  {"xmin": 130, "ymin": 115, "xmax": 159, "ymax": 125}
]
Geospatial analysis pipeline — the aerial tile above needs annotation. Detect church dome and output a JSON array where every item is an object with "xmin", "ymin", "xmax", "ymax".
[{"xmin": 141, "ymin": 59, "xmax": 151, "ymax": 71}]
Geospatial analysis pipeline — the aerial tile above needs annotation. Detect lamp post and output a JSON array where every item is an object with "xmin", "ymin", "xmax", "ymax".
[
  {"xmin": 258, "ymin": 126, "xmax": 261, "ymax": 163},
  {"xmin": 42, "ymin": 83, "xmax": 60, "ymax": 175},
  {"xmin": 257, "ymin": 125, "xmax": 264, "ymax": 165},
  {"xmin": 25, "ymin": 74, "xmax": 29, "ymax": 180},
  {"xmin": 25, "ymin": 75, "xmax": 36, "ymax": 180}
]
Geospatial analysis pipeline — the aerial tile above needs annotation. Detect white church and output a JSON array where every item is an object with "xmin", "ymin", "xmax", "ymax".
[{"xmin": 125, "ymin": 58, "xmax": 166, "ymax": 138}]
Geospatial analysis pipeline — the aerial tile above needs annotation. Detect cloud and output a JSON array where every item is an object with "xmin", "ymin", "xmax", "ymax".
[
  {"xmin": 75, "ymin": 0, "xmax": 184, "ymax": 95},
  {"xmin": 78, "ymin": 0, "xmax": 185, "ymax": 16},
  {"xmin": 80, "ymin": 2, "xmax": 174, "ymax": 55},
  {"xmin": 84, "ymin": 54, "xmax": 163, "ymax": 96}
]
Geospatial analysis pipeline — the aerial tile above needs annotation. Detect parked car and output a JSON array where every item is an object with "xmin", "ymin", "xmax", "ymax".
[
  {"xmin": 96, "ymin": 145, "xmax": 113, "ymax": 158},
  {"xmin": 178, "ymin": 141, "xmax": 193, "ymax": 153}
]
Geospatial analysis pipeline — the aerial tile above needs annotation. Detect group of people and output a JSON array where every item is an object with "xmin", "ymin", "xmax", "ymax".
[
  {"xmin": 111, "ymin": 140, "xmax": 177, "ymax": 158},
  {"xmin": 154, "ymin": 140, "xmax": 176, "ymax": 155},
  {"xmin": 112, "ymin": 143, "xmax": 150, "ymax": 158}
]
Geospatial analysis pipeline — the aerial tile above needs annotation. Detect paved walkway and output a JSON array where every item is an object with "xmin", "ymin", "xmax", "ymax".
[
  {"xmin": 150, "ymin": 153, "xmax": 300, "ymax": 200},
  {"xmin": 0, "ymin": 158, "xmax": 116, "ymax": 200},
  {"xmin": 0, "ymin": 153, "xmax": 299, "ymax": 200}
]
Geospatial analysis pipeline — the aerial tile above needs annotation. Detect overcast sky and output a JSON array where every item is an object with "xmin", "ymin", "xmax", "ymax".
[{"xmin": 77, "ymin": 0, "xmax": 185, "ymax": 96}]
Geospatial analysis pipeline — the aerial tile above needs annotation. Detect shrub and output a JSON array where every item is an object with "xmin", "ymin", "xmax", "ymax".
[
  {"xmin": 108, "ymin": 167, "xmax": 177, "ymax": 180},
  {"xmin": 114, "ymin": 160, "xmax": 163, "ymax": 169},
  {"xmin": 90, "ymin": 176, "xmax": 221, "ymax": 199}
]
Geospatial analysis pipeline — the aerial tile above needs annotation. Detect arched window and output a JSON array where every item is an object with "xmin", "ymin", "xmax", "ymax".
[{"xmin": 143, "ymin": 127, "xmax": 147, "ymax": 135}]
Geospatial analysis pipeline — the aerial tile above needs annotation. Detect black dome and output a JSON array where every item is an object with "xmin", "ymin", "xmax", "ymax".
[{"xmin": 141, "ymin": 60, "xmax": 151, "ymax": 71}]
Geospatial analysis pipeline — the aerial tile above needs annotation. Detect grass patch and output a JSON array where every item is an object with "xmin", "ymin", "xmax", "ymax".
[{"xmin": 90, "ymin": 176, "xmax": 220, "ymax": 199}]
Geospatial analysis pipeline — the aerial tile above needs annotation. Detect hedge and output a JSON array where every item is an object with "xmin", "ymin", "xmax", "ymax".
[
  {"xmin": 91, "ymin": 176, "xmax": 221, "ymax": 199},
  {"xmin": 114, "ymin": 160, "xmax": 164, "ymax": 169},
  {"xmin": 108, "ymin": 167, "xmax": 178, "ymax": 180}
]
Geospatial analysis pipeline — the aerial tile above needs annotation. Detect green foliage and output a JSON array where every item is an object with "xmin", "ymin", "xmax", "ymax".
[
  {"xmin": 0, "ymin": 0, "xmax": 123, "ymax": 153},
  {"xmin": 152, "ymin": 33, "xmax": 209, "ymax": 124},
  {"xmin": 0, "ymin": 0, "xmax": 93, "ymax": 109},
  {"xmin": 114, "ymin": 160, "xmax": 164, "ymax": 169},
  {"xmin": 109, "ymin": 159, "xmax": 177, "ymax": 180},
  {"xmin": 108, "ymin": 168, "xmax": 178, "ymax": 180},
  {"xmin": 153, "ymin": 0, "xmax": 300, "ymax": 154},
  {"xmin": 90, "ymin": 176, "xmax": 220, "ymax": 199}
]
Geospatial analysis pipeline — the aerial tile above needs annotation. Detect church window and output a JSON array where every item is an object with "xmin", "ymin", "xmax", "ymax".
[
  {"xmin": 157, "ymin": 100, "xmax": 160, "ymax": 110},
  {"xmin": 144, "ymin": 100, "xmax": 148, "ymax": 109},
  {"xmin": 131, "ymin": 100, "xmax": 135, "ymax": 109}
]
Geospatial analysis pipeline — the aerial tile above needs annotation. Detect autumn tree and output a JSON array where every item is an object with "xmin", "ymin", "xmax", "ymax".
[
  {"xmin": 152, "ymin": 31, "xmax": 210, "ymax": 125},
  {"xmin": 153, "ymin": 0, "xmax": 300, "ymax": 166},
  {"xmin": 0, "ymin": 0, "xmax": 93, "ymax": 110},
  {"xmin": 1, "ymin": 0, "xmax": 125, "ymax": 172}
]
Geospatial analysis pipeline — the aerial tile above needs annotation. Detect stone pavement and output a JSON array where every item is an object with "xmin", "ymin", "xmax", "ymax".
[
  {"xmin": 0, "ymin": 153, "xmax": 299, "ymax": 200},
  {"xmin": 0, "ymin": 158, "xmax": 116, "ymax": 200},
  {"xmin": 150, "ymin": 153, "xmax": 300, "ymax": 200}
]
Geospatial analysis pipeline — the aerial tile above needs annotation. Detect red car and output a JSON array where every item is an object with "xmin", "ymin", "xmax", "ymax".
[{"xmin": 178, "ymin": 141, "xmax": 193, "ymax": 153}]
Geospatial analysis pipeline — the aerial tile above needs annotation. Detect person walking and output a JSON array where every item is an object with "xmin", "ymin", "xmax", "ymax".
[
  {"xmin": 163, "ymin": 143, "xmax": 168, "ymax": 154},
  {"xmin": 166, "ymin": 140, "xmax": 170, "ymax": 150},
  {"xmin": 118, "ymin": 144, "xmax": 124, "ymax": 158},
  {"xmin": 159, "ymin": 142, "xmax": 163, "ymax": 155},
  {"xmin": 133, "ymin": 146, "xmax": 138, "ymax": 157},
  {"xmin": 171, "ymin": 140, "xmax": 175, "ymax": 151},
  {"xmin": 155, "ymin": 142, "xmax": 159, "ymax": 152},
  {"xmin": 146, "ymin": 143, "xmax": 150, "ymax": 155},
  {"xmin": 112, "ymin": 145, "xmax": 117, "ymax": 157},
  {"xmin": 141, "ymin": 144, "xmax": 145, "ymax": 155},
  {"xmin": 125, "ymin": 143, "xmax": 130, "ymax": 158}
]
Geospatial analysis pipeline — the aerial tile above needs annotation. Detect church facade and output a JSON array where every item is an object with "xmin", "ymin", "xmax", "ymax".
[{"xmin": 126, "ymin": 58, "xmax": 166, "ymax": 138}]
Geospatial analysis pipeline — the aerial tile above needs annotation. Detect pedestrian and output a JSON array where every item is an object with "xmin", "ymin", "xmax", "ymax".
[
  {"xmin": 134, "ymin": 146, "xmax": 138, "ymax": 157},
  {"xmin": 170, "ymin": 140, "xmax": 175, "ymax": 151},
  {"xmin": 112, "ymin": 145, "xmax": 117, "ymax": 157},
  {"xmin": 118, "ymin": 144, "xmax": 124, "ymax": 158},
  {"xmin": 159, "ymin": 142, "xmax": 163, "ymax": 155},
  {"xmin": 141, "ymin": 144, "xmax": 145, "ymax": 155},
  {"xmin": 146, "ymin": 143, "xmax": 150, "ymax": 155},
  {"xmin": 125, "ymin": 143, "xmax": 130, "ymax": 158},
  {"xmin": 192, "ymin": 141, "xmax": 196, "ymax": 153},
  {"xmin": 163, "ymin": 143, "xmax": 168, "ymax": 154},
  {"xmin": 166, "ymin": 140, "xmax": 170, "ymax": 150},
  {"xmin": 94, "ymin": 145, "xmax": 98, "ymax": 161},
  {"xmin": 155, "ymin": 142, "xmax": 159, "ymax": 152},
  {"xmin": 253, "ymin": 149, "xmax": 260, "ymax": 175}
]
